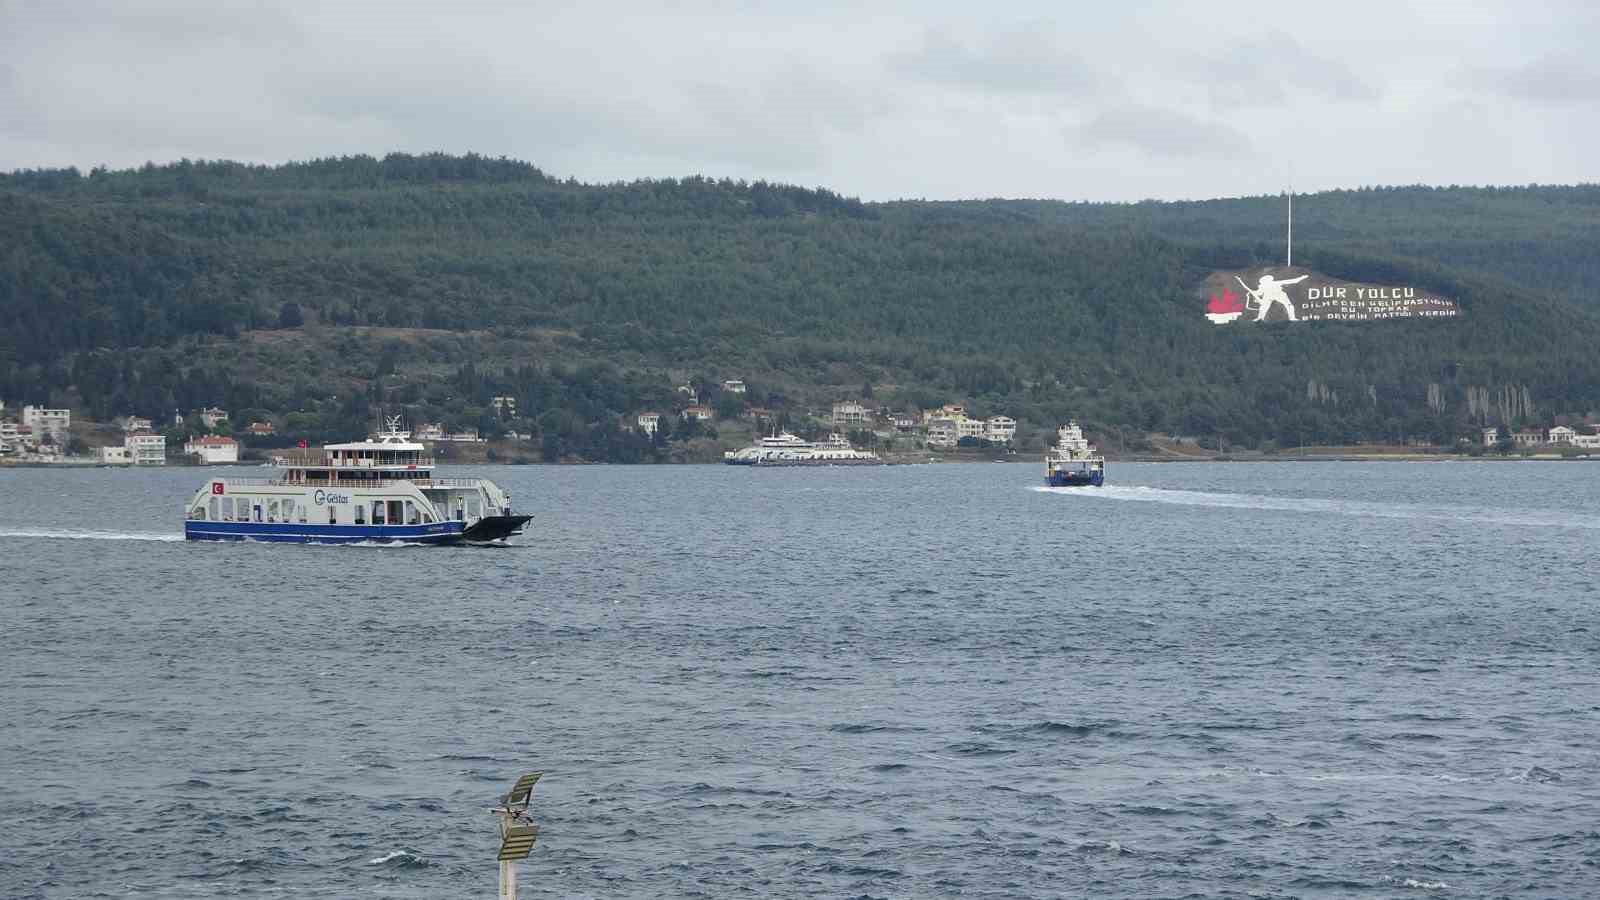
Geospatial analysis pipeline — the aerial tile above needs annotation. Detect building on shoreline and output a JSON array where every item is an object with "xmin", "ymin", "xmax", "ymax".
[{"xmin": 185, "ymin": 435, "xmax": 239, "ymax": 464}]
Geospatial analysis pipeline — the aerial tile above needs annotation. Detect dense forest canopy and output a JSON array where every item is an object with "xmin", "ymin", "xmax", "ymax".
[{"xmin": 3, "ymin": 152, "xmax": 1599, "ymax": 458}]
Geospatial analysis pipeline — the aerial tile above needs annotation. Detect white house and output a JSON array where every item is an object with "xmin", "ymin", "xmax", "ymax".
[
  {"xmin": 415, "ymin": 423, "xmax": 446, "ymax": 441},
  {"xmin": 185, "ymin": 435, "xmax": 239, "ymax": 464},
  {"xmin": 984, "ymin": 416, "xmax": 1018, "ymax": 444},
  {"xmin": 722, "ymin": 379, "xmax": 747, "ymax": 394},
  {"xmin": 121, "ymin": 415, "xmax": 153, "ymax": 433},
  {"xmin": 832, "ymin": 401, "xmax": 868, "ymax": 426},
  {"xmin": 957, "ymin": 419, "xmax": 986, "ymax": 440},
  {"xmin": 1547, "ymin": 425, "xmax": 1576, "ymax": 445},
  {"xmin": 926, "ymin": 419, "xmax": 958, "ymax": 448},
  {"xmin": 1482, "ymin": 426, "xmax": 1501, "ymax": 447},
  {"xmin": 681, "ymin": 405, "xmax": 714, "ymax": 422},
  {"xmin": 199, "ymin": 406, "xmax": 229, "ymax": 428},
  {"xmin": 21, "ymin": 405, "xmax": 69, "ymax": 440},
  {"xmin": 1571, "ymin": 431, "xmax": 1600, "ymax": 449},
  {"xmin": 637, "ymin": 412, "xmax": 661, "ymax": 436},
  {"xmin": 125, "ymin": 432, "xmax": 166, "ymax": 465},
  {"xmin": 96, "ymin": 445, "xmax": 132, "ymax": 464},
  {"xmin": 1512, "ymin": 428, "xmax": 1544, "ymax": 447},
  {"xmin": 491, "ymin": 396, "xmax": 517, "ymax": 416}
]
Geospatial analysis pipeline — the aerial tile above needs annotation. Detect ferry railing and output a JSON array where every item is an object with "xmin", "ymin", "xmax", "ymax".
[{"xmin": 270, "ymin": 453, "xmax": 437, "ymax": 468}]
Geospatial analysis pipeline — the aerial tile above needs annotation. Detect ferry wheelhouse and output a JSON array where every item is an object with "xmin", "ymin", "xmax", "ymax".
[
  {"xmin": 183, "ymin": 419, "xmax": 531, "ymax": 544},
  {"xmin": 1046, "ymin": 421, "xmax": 1105, "ymax": 487}
]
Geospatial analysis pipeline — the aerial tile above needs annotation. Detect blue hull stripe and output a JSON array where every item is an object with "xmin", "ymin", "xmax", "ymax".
[
  {"xmin": 1047, "ymin": 474, "xmax": 1104, "ymax": 487},
  {"xmin": 184, "ymin": 521, "xmax": 465, "ymax": 543}
]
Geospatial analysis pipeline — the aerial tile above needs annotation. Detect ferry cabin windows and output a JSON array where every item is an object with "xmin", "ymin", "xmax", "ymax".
[
  {"xmin": 355, "ymin": 504, "xmax": 366, "ymax": 525},
  {"xmin": 328, "ymin": 504, "xmax": 337, "ymax": 524},
  {"xmin": 371, "ymin": 501, "xmax": 385, "ymax": 525},
  {"xmin": 208, "ymin": 497, "xmax": 219, "ymax": 520}
]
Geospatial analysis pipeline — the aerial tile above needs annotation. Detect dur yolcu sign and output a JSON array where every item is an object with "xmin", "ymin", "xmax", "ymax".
[{"xmin": 1203, "ymin": 267, "xmax": 1462, "ymax": 325}]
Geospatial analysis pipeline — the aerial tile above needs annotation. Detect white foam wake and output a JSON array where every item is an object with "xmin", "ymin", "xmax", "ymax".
[
  {"xmin": 0, "ymin": 529, "xmax": 185, "ymax": 542},
  {"xmin": 1033, "ymin": 484, "xmax": 1600, "ymax": 530}
]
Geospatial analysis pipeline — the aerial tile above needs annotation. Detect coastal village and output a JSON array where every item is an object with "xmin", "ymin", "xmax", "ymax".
[{"xmin": 4, "ymin": 383, "xmax": 1600, "ymax": 466}]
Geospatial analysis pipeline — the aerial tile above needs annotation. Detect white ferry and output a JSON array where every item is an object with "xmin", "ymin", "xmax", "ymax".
[
  {"xmin": 182, "ymin": 418, "xmax": 531, "ymax": 544},
  {"xmin": 1046, "ymin": 421, "xmax": 1105, "ymax": 486},
  {"xmin": 723, "ymin": 431, "xmax": 883, "ymax": 466}
]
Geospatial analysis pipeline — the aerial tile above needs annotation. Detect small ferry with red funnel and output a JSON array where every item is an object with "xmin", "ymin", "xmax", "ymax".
[
  {"xmin": 1046, "ymin": 422, "xmax": 1105, "ymax": 487},
  {"xmin": 182, "ymin": 418, "xmax": 530, "ymax": 544}
]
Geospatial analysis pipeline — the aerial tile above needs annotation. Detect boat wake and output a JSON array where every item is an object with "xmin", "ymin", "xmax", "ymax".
[
  {"xmin": 1033, "ymin": 485, "xmax": 1600, "ymax": 530},
  {"xmin": 0, "ymin": 528, "xmax": 185, "ymax": 542}
]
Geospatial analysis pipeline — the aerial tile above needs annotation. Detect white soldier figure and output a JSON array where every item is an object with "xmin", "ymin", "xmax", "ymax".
[{"xmin": 1237, "ymin": 272, "xmax": 1309, "ymax": 321}]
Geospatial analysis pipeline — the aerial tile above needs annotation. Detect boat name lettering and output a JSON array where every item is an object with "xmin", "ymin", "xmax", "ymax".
[{"xmin": 312, "ymin": 489, "xmax": 351, "ymax": 506}]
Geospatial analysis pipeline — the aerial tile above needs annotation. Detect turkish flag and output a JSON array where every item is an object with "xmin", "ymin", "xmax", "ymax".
[{"xmin": 212, "ymin": 482, "xmax": 224, "ymax": 494}]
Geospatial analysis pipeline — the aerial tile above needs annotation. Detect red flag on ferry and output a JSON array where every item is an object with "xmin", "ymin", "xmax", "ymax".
[
  {"xmin": 297, "ymin": 439, "xmax": 308, "ymax": 448},
  {"xmin": 212, "ymin": 482, "xmax": 224, "ymax": 494}
]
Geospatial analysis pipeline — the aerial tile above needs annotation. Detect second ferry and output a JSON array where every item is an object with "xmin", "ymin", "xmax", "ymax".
[
  {"xmin": 182, "ymin": 418, "xmax": 531, "ymax": 544},
  {"xmin": 724, "ymin": 431, "xmax": 883, "ymax": 466},
  {"xmin": 1046, "ymin": 421, "xmax": 1105, "ymax": 486}
]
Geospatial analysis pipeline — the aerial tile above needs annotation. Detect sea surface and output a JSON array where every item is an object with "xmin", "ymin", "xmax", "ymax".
[{"xmin": 2, "ymin": 460, "xmax": 1598, "ymax": 898}]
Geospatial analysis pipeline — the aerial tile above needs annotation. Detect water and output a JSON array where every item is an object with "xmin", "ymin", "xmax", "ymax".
[{"xmin": 2, "ymin": 460, "xmax": 1598, "ymax": 897}]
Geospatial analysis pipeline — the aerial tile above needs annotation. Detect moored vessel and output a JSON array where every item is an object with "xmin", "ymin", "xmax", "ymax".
[
  {"xmin": 182, "ymin": 418, "xmax": 531, "ymax": 544},
  {"xmin": 724, "ymin": 431, "xmax": 882, "ymax": 466},
  {"xmin": 1046, "ymin": 421, "xmax": 1104, "ymax": 486}
]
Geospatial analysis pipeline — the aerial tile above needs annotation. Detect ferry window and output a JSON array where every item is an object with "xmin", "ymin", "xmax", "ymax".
[
  {"xmin": 208, "ymin": 497, "xmax": 219, "ymax": 520},
  {"xmin": 267, "ymin": 500, "xmax": 279, "ymax": 522},
  {"xmin": 328, "ymin": 505, "xmax": 337, "ymax": 524},
  {"xmin": 388, "ymin": 500, "xmax": 403, "ymax": 525},
  {"xmin": 406, "ymin": 501, "xmax": 418, "ymax": 524},
  {"xmin": 371, "ymin": 501, "xmax": 385, "ymax": 524},
  {"xmin": 466, "ymin": 496, "xmax": 481, "ymax": 519},
  {"xmin": 354, "ymin": 504, "xmax": 366, "ymax": 524},
  {"xmin": 253, "ymin": 504, "xmax": 263, "ymax": 523},
  {"xmin": 191, "ymin": 505, "xmax": 206, "ymax": 520},
  {"xmin": 297, "ymin": 503, "xmax": 306, "ymax": 523}
]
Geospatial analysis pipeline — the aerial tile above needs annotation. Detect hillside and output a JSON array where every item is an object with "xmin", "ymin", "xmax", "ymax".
[{"xmin": 4, "ymin": 154, "xmax": 1600, "ymax": 459}]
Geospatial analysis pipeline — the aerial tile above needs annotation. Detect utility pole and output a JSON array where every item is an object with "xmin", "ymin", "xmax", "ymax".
[
  {"xmin": 1286, "ymin": 187, "xmax": 1293, "ymax": 268},
  {"xmin": 491, "ymin": 773, "xmax": 542, "ymax": 900}
]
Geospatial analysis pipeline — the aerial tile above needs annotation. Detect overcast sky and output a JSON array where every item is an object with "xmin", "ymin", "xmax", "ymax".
[{"xmin": 2, "ymin": 0, "xmax": 1597, "ymax": 201}]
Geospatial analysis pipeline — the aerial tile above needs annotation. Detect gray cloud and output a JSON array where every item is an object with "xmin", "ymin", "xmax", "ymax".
[
  {"xmin": 1476, "ymin": 55, "xmax": 1600, "ymax": 104},
  {"xmin": 1191, "ymin": 30, "xmax": 1379, "ymax": 109},
  {"xmin": 890, "ymin": 22, "xmax": 1097, "ymax": 96},
  {"xmin": 1073, "ymin": 105, "xmax": 1252, "ymax": 159},
  {"xmin": 0, "ymin": 2, "xmax": 1595, "ymax": 200}
]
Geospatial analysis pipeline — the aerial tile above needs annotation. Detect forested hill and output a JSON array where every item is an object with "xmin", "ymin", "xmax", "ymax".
[{"xmin": 3, "ymin": 153, "xmax": 1599, "ymax": 457}]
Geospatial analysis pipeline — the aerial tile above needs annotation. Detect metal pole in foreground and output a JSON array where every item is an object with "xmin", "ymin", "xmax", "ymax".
[{"xmin": 492, "ymin": 772, "xmax": 542, "ymax": 900}]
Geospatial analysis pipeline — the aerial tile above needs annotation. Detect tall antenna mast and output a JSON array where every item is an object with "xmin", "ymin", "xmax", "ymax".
[{"xmin": 1286, "ymin": 185, "xmax": 1293, "ymax": 268}]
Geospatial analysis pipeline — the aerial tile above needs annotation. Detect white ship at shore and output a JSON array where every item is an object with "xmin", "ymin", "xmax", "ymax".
[
  {"xmin": 182, "ymin": 418, "xmax": 531, "ymax": 544},
  {"xmin": 724, "ymin": 431, "xmax": 883, "ymax": 466}
]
